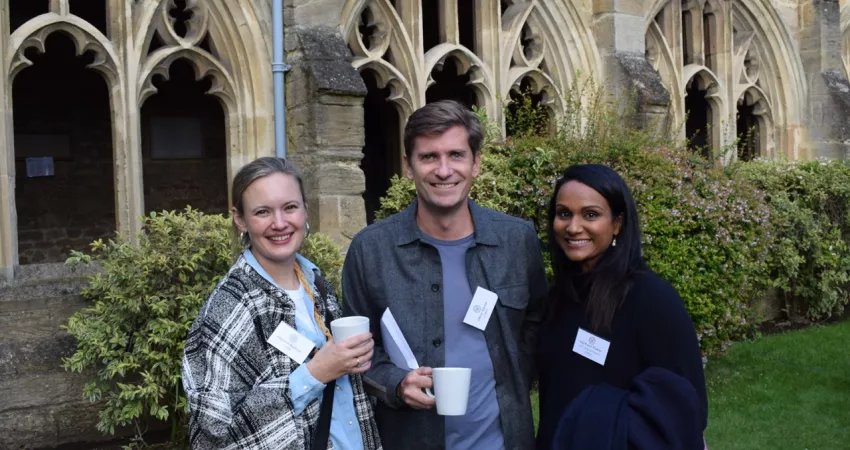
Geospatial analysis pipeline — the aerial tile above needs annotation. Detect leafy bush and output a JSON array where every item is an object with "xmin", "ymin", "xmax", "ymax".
[
  {"xmin": 301, "ymin": 230, "xmax": 345, "ymax": 296},
  {"xmin": 62, "ymin": 207, "xmax": 344, "ymax": 440},
  {"xmin": 377, "ymin": 83, "xmax": 773, "ymax": 354},
  {"xmin": 734, "ymin": 159, "xmax": 850, "ymax": 319}
]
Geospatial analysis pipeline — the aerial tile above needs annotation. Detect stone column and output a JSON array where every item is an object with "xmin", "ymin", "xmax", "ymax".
[
  {"xmin": 592, "ymin": 0, "xmax": 671, "ymax": 131},
  {"xmin": 0, "ymin": 0, "xmax": 17, "ymax": 280},
  {"xmin": 285, "ymin": 23, "xmax": 368, "ymax": 248},
  {"xmin": 109, "ymin": 1, "xmax": 145, "ymax": 244},
  {"xmin": 799, "ymin": 0, "xmax": 850, "ymax": 159}
]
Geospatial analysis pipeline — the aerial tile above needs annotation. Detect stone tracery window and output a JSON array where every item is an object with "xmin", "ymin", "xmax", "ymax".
[
  {"xmin": 7, "ymin": 0, "xmax": 120, "ymax": 264},
  {"xmin": 139, "ymin": 1, "xmax": 231, "ymax": 215},
  {"xmin": 343, "ymin": 0, "xmax": 589, "ymax": 221},
  {"xmin": 4, "ymin": 0, "xmax": 248, "ymax": 265},
  {"xmin": 646, "ymin": 0, "xmax": 782, "ymax": 160}
]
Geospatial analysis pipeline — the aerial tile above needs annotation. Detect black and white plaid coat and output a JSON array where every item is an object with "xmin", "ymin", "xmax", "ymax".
[{"xmin": 182, "ymin": 255, "xmax": 382, "ymax": 450}]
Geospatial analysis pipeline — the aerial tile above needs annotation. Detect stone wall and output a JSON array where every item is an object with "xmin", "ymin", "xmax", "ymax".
[
  {"xmin": 142, "ymin": 158, "xmax": 229, "ymax": 216},
  {"xmin": 0, "ymin": 263, "xmax": 127, "ymax": 449},
  {"xmin": 285, "ymin": 24, "xmax": 368, "ymax": 249},
  {"xmin": 15, "ymin": 158, "xmax": 116, "ymax": 265},
  {"xmin": 800, "ymin": 0, "xmax": 850, "ymax": 159}
]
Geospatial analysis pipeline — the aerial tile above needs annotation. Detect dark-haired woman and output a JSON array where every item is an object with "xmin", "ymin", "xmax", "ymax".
[{"xmin": 536, "ymin": 164, "xmax": 707, "ymax": 450}]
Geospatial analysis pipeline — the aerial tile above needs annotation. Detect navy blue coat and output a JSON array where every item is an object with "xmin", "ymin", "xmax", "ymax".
[{"xmin": 549, "ymin": 367, "xmax": 704, "ymax": 450}]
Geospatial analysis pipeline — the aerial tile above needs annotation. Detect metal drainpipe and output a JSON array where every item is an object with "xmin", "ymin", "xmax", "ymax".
[{"xmin": 272, "ymin": 0, "xmax": 290, "ymax": 158}]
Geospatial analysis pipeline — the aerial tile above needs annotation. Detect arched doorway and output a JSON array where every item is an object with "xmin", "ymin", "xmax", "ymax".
[
  {"xmin": 426, "ymin": 56, "xmax": 479, "ymax": 108},
  {"xmin": 140, "ymin": 59, "xmax": 228, "ymax": 215},
  {"xmin": 12, "ymin": 33, "xmax": 115, "ymax": 264}
]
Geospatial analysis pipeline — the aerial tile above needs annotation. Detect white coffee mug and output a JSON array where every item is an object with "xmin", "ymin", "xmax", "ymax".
[
  {"xmin": 330, "ymin": 316, "xmax": 370, "ymax": 343},
  {"xmin": 425, "ymin": 367, "xmax": 471, "ymax": 416}
]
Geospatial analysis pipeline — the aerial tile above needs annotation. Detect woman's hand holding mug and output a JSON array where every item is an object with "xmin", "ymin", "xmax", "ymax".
[{"xmin": 306, "ymin": 333, "xmax": 374, "ymax": 384}]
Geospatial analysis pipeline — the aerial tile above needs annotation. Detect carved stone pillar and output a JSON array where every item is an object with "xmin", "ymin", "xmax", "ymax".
[
  {"xmin": 803, "ymin": 0, "xmax": 850, "ymax": 159},
  {"xmin": 0, "ymin": 0, "xmax": 15, "ymax": 279},
  {"xmin": 594, "ymin": 0, "xmax": 672, "ymax": 133}
]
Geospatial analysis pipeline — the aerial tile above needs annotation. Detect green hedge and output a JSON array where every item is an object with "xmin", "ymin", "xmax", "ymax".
[
  {"xmin": 62, "ymin": 207, "xmax": 344, "ymax": 439},
  {"xmin": 733, "ymin": 159, "xmax": 850, "ymax": 320}
]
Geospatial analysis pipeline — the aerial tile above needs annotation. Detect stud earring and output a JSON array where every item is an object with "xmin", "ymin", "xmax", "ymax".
[{"xmin": 612, "ymin": 237, "xmax": 617, "ymax": 247}]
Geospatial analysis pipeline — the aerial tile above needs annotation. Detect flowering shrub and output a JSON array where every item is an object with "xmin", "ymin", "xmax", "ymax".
[{"xmin": 734, "ymin": 159, "xmax": 850, "ymax": 320}]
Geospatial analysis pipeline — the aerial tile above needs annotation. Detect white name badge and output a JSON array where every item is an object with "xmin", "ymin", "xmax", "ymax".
[
  {"xmin": 572, "ymin": 328, "xmax": 611, "ymax": 366},
  {"xmin": 463, "ymin": 287, "xmax": 498, "ymax": 331},
  {"xmin": 267, "ymin": 321, "xmax": 315, "ymax": 364}
]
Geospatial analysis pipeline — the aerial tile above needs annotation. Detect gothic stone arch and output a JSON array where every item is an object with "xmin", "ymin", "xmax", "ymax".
[
  {"xmin": 340, "ymin": 0, "xmax": 601, "ymax": 222},
  {"xmin": 645, "ymin": 0, "xmax": 806, "ymax": 161},
  {"xmin": 341, "ymin": 0, "xmax": 600, "ymax": 140},
  {"xmin": 0, "ymin": 0, "xmax": 274, "ymax": 274}
]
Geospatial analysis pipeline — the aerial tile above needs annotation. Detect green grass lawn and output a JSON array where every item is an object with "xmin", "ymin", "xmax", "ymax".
[
  {"xmin": 705, "ymin": 320, "xmax": 850, "ymax": 449},
  {"xmin": 531, "ymin": 321, "xmax": 850, "ymax": 449}
]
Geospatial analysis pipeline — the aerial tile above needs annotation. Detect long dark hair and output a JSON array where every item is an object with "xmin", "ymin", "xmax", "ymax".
[{"xmin": 547, "ymin": 164, "xmax": 647, "ymax": 332}]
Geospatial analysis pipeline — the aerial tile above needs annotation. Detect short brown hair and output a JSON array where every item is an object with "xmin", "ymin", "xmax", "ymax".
[
  {"xmin": 403, "ymin": 100, "xmax": 483, "ymax": 160},
  {"xmin": 231, "ymin": 157, "xmax": 306, "ymax": 248}
]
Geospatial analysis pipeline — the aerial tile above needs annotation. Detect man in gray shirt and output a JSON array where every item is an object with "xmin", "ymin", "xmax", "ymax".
[{"xmin": 342, "ymin": 100, "xmax": 548, "ymax": 449}]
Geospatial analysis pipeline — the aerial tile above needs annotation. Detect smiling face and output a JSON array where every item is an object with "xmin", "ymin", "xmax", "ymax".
[
  {"xmin": 404, "ymin": 124, "xmax": 481, "ymax": 217},
  {"xmin": 553, "ymin": 180, "xmax": 622, "ymax": 272},
  {"xmin": 233, "ymin": 172, "xmax": 307, "ymax": 271}
]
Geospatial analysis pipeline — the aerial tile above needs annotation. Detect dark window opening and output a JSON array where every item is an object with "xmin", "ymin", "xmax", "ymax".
[
  {"xmin": 198, "ymin": 34, "xmax": 213, "ymax": 54},
  {"xmin": 425, "ymin": 57, "xmax": 477, "ymax": 108},
  {"xmin": 141, "ymin": 59, "xmax": 228, "ymax": 215},
  {"xmin": 360, "ymin": 70, "xmax": 401, "ymax": 224},
  {"xmin": 458, "ymin": 0, "xmax": 475, "ymax": 51},
  {"xmin": 147, "ymin": 31, "xmax": 167, "ymax": 55},
  {"xmin": 69, "ymin": 0, "xmax": 108, "ymax": 37},
  {"xmin": 9, "ymin": 0, "xmax": 49, "ymax": 33},
  {"xmin": 681, "ymin": 9, "xmax": 693, "ymax": 65},
  {"xmin": 12, "ymin": 33, "xmax": 115, "ymax": 264},
  {"xmin": 507, "ymin": 78, "xmax": 549, "ymax": 138},
  {"xmin": 359, "ymin": 7, "xmax": 379, "ymax": 52},
  {"xmin": 685, "ymin": 84, "xmax": 712, "ymax": 158},
  {"xmin": 737, "ymin": 99, "xmax": 760, "ymax": 162},
  {"xmin": 422, "ymin": 0, "xmax": 440, "ymax": 52},
  {"xmin": 168, "ymin": 0, "xmax": 193, "ymax": 39}
]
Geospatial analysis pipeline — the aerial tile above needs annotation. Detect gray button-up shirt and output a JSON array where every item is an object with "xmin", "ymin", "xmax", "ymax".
[{"xmin": 342, "ymin": 200, "xmax": 548, "ymax": 450}]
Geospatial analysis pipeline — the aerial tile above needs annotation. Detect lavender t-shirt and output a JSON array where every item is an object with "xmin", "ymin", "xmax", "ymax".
[{"xmin": 422, "ymin": 233, "xmax": 505, "ymax": 450}]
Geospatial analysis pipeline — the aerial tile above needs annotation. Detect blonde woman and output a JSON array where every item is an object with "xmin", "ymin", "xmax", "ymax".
[{"xmin": 182, "ymin": 157, "xmax": 381, "ymax": 450}]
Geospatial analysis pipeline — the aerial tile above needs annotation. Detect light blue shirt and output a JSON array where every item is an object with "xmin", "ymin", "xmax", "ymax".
[{"xmin": 243, "ymin": 250, "xmax": 364, "ymax": 450}]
